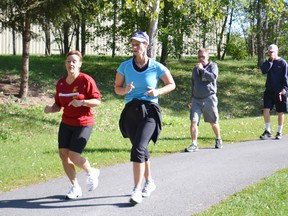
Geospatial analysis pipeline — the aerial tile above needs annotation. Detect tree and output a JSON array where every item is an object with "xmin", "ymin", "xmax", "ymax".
[
  {"xmin": 256, "ymin": 0, "xmax": 264, "ymax": 66},
  {"xmin": 0, "ymin": 0, "xmax": 47, "ymax": 98},
  {"xmin": 236, "ymin": 0, "xmax": 287, "ymax": 65},
  {"xmin": 221, "ymin": 4, "xmax": 234, "ymax": 60},
  {"xmin": 0, "ymin": 1, "xmax": 19, "ymax": 55},
  {"xmin": 159, "ymin": 0, "xmax": 173, "ymax": 64},
  {"xmin": 123, "ymin": 0, "xmax": 160, "ymax": 59},
  {"xmin": 147, "ymin": 0, "xmax": 160, "ymax": 59},
  {"xmin": 19, "ymin": 9, "xmax": 31, "ymax": 98}
]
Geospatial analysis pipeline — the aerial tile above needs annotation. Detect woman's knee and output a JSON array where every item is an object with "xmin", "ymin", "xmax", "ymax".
[
  {"xmin": 59, "ymin": 149, "xmax": 82, "ymax": 165},
  {"xmin": 68, "ymin": 151, "xmax": 81, "ymax": 162},
  {"xmin": 59, "ymin": 149, "xmax": 69, "ymax": 161},
  {"xmin": 131, "ymin": 146, "xmax": 147, "ymax": 163}
]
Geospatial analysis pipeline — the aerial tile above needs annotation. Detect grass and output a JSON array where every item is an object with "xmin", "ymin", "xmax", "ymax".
[
  {"xmin": 0, "ymin": 55, "xmax": 287, "ymax": 214},
  {"xmin": 196, "ymin": 169, "xmax": 288, "ymax": 215}
]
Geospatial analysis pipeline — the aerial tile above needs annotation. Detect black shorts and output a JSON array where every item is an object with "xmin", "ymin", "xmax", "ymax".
[
  {"xmin": 58, "ymin": 122, "xmax": 93, "ymax": 153},
  {"xmin": 263, "ymin": 91, "xmax": 287, "ymax": 113}
]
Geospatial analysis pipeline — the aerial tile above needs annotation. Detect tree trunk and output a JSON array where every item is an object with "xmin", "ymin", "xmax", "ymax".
[
  {"xmin": 249, "ymin": 14, "xmax": 256, "ymax": 56},
  {"xmin": 111, "ymin": 1, "xmax": 117, "ymax": 58},
  {"xmin": 75, "ymin": 23, "xmax": 80, "ymax": 51},
  {"xmin": 262, "ymin": 15, "xmax": 268, "ymax": 49},
  {"xmin": 256, "ymin": 0, "xmax": 264, "ymax": 67},
  {"xmin": 160, "ymin": 0, "xmax": 170, "ymax": 65},
  {"xmin": 202, "ymin": 32, "xmax": 206, "ymax": 48},
  {"xmin": 12, "ymin": 28, "xmax": 16, "ymax": 55},
  {"xmin": 273, "ymin": 17, "xmax": 281, "ymax": 45},
  {"xmin": 175, "ymin": 28, "xmax": 184, "ymax": 59},
  {"xmin": 147, "ymin": 0, "xmax": 160, "ymax": 60},
  {"xmin": 251, "ymin": 34, "xmax": 255, "ymax": 56},
  {"xmin": 202, "ymin": 20, "xmax": 207, "ymax": 48},
  {"xmin": 81, "ymin": 21, "xmax": 86, "ymax": 55},
  {"xmin": 63, "ymin": 22, "xmax": 70, "ymax": 54},
  {"xmin": 19, "ymin": 12, "xmax": 31, "ymax": 99},
  {"xmin": 221, "ymin": 7, "xmax": 234, "ymax": 60},
  {"xmin": 217, "ymin": 6, "xmax": 229, "ymax": 60},
  {"xmin": 44, "ymin": 26, "xmax": 51, "ymax": 56}
]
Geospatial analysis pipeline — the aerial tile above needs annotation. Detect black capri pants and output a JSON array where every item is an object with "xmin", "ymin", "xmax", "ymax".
[{"xmin": 123, "ymin": 102, "xmax": 157, "ymax": 163}]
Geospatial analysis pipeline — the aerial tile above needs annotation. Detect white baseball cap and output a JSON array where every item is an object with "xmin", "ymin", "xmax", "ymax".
[
  {"xmin": 130, "ymin": 31, "xmax": 149, "ymax": 44},
  {"xmin": 268, "ymin": 44, "xmax": 278, "ymax": 52}
]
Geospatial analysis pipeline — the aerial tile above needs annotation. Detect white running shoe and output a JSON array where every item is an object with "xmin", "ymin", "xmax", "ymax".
[
  {"xmin": 185, "ymin": 143, "xmax": 199, "ymax": 152},
  {"xmin": 66, "ymin": 184, "xmax": 82, "ymax": 199},
  {"xmin": 129, "ymin": 188, "xmax": 142, "ymax": 204},
  {"xmin": 87, "ymin": 168, "xmax": 100, "ymax": 191},
  {"xmin": 142, "ymin": 179, "xmax": 156, "ymax": 197}
]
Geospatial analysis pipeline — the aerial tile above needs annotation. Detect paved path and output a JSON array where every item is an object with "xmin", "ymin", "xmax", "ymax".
[{"xmin": 1, "ymin": 137, "xmax": 288, "ymax": 216}]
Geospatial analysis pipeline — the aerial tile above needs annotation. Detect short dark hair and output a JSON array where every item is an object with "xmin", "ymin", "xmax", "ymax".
[{"xmin": 198, "ymin": 48, "xmax": 208, "ymax": 55}]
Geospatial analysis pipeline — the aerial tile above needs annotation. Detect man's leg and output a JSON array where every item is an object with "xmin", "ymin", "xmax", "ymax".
[
  {"xmin": 190, "ymin": 121, "xmax": 198, "ymax": 144},
  {"xmin": 185, "ymin": 121, "xmax": 199, "ymax": 152},
  {"xmin": 211, "ymin": 122, "xmax": 221, "ymax": 139},
  {"xmin": 263, "ymin": 108, "xmax": 271, "ymax": 132},
  {"xmin": 275, "ymin": 112, "xmax": 284, "ymax": 139},
  {"xmin": 211, "ymin": 123, "xmax": 223, "ymax": 149}
]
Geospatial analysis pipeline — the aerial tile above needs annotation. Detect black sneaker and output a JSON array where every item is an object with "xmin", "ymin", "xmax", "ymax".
[
  {"xmin": 275, "ymin": 132, "xmax": 282, "ymax": 140},
  {"xmin": 215, "ymin": 138, "xmax": 223, "ymax": 149},
  {"xmin": 260, "ymin": 130, "xmax": 272, "ymax": 140}
]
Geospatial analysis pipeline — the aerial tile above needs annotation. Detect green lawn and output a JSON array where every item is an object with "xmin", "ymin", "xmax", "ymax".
[{"xmin": 0, "ymin": 55, "xmax": 287, "ymax": 215}]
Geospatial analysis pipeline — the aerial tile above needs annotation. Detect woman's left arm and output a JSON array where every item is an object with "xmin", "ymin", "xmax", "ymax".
[
  {"xmin": 82, "ymin": 98, "xmax": 101, "ymax": 107},
  {"xmin": 147, "ymin": 70, "xmax": 176, "ymax": 97},
  {"xmin": 158, "ymin": 70, "xmax": 176, "ymax": 95},
  {"xmin": 68, "ymin": 98, "xmax": 101, "ymax": 108}
]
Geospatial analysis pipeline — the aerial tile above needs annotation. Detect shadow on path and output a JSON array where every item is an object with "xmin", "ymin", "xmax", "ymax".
[{"xmin": 0, "ymin": 194, "xmax": 134, "ymax": 209}]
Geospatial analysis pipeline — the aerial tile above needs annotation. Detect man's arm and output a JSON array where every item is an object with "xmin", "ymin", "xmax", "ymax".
[
  {"xmin": 260, "ymin": 60, "xmax": 273, "ymax": 74},
  {"xmin": 200, "ymin": 63, "xmax": 218, "ymax": 82}
]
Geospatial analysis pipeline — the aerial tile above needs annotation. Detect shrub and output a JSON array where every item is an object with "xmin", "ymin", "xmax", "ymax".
[{"xmin": 226, "ymin": 34, "xmax": 248, "ymax": 60}]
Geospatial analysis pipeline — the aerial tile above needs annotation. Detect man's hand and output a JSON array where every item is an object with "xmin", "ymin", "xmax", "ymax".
[{"xmin": 196, "ymin": 63, "xmax": 203, "ymax": 70}]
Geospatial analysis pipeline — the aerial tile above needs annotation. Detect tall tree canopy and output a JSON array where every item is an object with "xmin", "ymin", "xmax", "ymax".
[{"xmin": 1, "ymin": 0, "xmax": 288, "ymax": 97}]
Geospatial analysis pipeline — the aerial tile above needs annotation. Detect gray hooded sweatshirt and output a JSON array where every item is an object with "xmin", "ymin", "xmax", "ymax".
[{"xmin": 191, "ymin": 61, "xmax": 218, "ymax": 99}]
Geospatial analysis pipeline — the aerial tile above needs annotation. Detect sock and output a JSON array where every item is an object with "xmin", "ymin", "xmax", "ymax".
[
  {"xmin": 278, "ymin": 125, "xmax": 283, "ymax": 133},
  {"xmin": 265, "ymin": 123, "xmax": 271, "ymax": 132},
  {"xmin": 73, "ymin": 182, "xmax": 80, "ymax": 187}
]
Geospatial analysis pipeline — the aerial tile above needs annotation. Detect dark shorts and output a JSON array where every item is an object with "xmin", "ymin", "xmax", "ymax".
[
  {"xmin": 58, "ymin": 122, "xmax": 93, "ymax": 154},
  {"xmin": 263, "ymin": 91, "xmax": 286, "ymax": 113}
]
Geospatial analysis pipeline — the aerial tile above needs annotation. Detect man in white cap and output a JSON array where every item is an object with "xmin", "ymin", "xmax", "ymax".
[{"xmin": 260, "ymin": 44, "xmax": 288, "ymax": 140}]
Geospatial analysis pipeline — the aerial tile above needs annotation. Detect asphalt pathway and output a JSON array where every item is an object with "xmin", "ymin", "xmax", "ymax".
[{"xmin": 1, "ymin": 137, "xmax": 288, "ymax": 216}]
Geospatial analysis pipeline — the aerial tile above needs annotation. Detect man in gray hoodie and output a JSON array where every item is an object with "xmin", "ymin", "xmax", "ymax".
[{"xmin": 185, "ymin": 48, "xmax": 222, "ymax": 152}]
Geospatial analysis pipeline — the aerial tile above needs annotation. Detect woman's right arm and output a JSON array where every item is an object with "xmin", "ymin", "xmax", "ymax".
[
  {"xmin": 114, "ymin": 72, "xmax": 134, "ymax": 95},
  {"xmin": 44, "ymin": 103, "xmax": 60, "ymax": 113}
]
